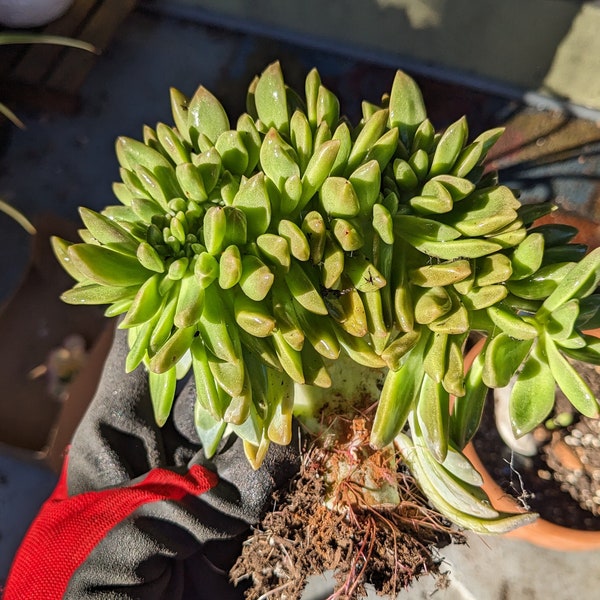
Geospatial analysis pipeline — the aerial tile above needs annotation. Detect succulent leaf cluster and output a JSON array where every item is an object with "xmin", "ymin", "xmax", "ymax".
[{"xmin": 54, "ymin": 62, "xmax": 600, "ymax": 521}]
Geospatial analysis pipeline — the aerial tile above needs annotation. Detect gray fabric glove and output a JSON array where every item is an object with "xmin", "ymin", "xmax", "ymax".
[{"xmin": 4, "ymin": 324, "xmax": 301, "ymax": 600}]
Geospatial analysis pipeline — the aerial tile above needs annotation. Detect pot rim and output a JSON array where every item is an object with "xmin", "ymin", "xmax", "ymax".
[{"xmin": 462, "ymin": 330, "xmax": 600, "ymax": 551}]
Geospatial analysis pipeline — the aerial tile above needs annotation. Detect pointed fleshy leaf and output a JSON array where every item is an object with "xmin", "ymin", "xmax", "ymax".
[
  {"xmin": 545, "ymin": 333, "xmax": 600, "ymax": 418},
  {"xmin": 215, "ymin": 130, "xmax": 249, "ymax": 175},
  {"xmin": 349, "ymin": 160, "xmax": 381, "ymax": 214},
  {"xmin": 256, "ymin": 233, "xmax": 291, "ymax": 271},
  {"xmin": 79, "ymin": 207, "xmax": 137, "ymax": 249},
  {"xmin": 450, "ymin": 349, "xmax": 488, "ymax": 449},
  {"xmin": 194, "ymin": 403, "xmax": 227, "ymax": 458},
  {"xmin": 149, "ymin": 368, "xmax": 177, "ymax": 426},
  {"xmin": 278, "ymin": 219, "xmax": 310, "ymax": 262},
  {"xmin": 538, "ymin": 247, "xmax": 600, "ymax": 320},
  {"xmin": 346, "ymin": 109, "xmax": 388, "ymax": 174},
  {"xmin": 319, "ymin": 176, "xmax": 360, "ymax": 218},
  {"xmin": 175, "ymin": 272, "xmax": 205, "ymax": 328},
  {"xmin": 487, "ymin": 305, "xmax": 538, "ymax": 340},
  {"xmin": 68, "ymin": 244, "xmax": 150, "ymax": 287},
  {"xmin": 150, "ymin": 326, "xmax": 197, "ymax": 374},
  {"xmin": 193, "ymin": 147, "xmax": 222, "ymax": 194},
  {"xmin": 51, "ymin": 237, "xmax": 86, "ymax": 282},
  {"xmin": 429, "ymin": 116, "xmax": 468, "ymax": 176},
  {"xmin": 388, "ymin": 70, "xmax": 427, "ymax": 146},
  {"xmin": 316, "ymin": 85, "xmax": 340, "ymax": 130},
  {"xmin": 417, "ymin": 374, "xmax": 450, "ymax": 463},
  {"xmin": 510, "ymin": 341, "xmax": 555, "ymax": 437},
  {"xmin": 509, "ymin": 233, "xmax": 545, "ymax": 280},
  {"xmin": 120, "ymin": 274, "xmax": 163, "ymax": 328},
  {"xmin": 410, "ymin": 260, "xmax": 471, "ymax": 288},
  {"xmin": 233, "ymin": 173, "xmax": 272, "ymax": 237},
  {"xmin": 285, "ymin": 261, "xmax": 327, "ymax": 315},
  {"xmin": 239, "ymin": 255, "xmax": 274, "ymax": 302},
  {"xmin": 546, "ymin": 299, "xmax": 580, "ymax": 341},
  {"xmin": 482, "ymin": 333, "xmax": 533, "ymax": 388},
  {"xmin": 234, "ymin": 291, "xmax": 276, "ymax": 337},
  {"xmin": 188, "ymin": 86, "xmax": 230, "ymax": 147},
  {"xmin": 260, "ymin": 128, "xmax": 300, "ymax": 191},
  {"xmin": 60, "ymin": 283, "xmax": 137, "ymax": 305},
  {"xmin": 191, "ymin": 337, "xmax": 227, "ymax": 419},
  {"xmin": 255, "ymin": 61, "xmax": 289, "ymax": 134},
  {"xmin": 371, "ymin": 331, "xmax": 429, "ymax": 448},
  {"xmin": 218, "ymin": 244, "xmax": 243, "ymax": 289},
  {"xmin": 298, "ymin": 139, "xmax": 341, "ymax": 212}
]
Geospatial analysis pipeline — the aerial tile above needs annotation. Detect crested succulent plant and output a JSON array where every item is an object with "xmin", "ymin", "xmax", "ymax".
[{"xmin": 53, "ymin": 62, "xmax": 600, "ymax": 533}]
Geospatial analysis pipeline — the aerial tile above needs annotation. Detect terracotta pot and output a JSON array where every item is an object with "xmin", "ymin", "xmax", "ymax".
[{"xmin": 462, "ymin": 334, "xmax": 600, "ymax": 550}]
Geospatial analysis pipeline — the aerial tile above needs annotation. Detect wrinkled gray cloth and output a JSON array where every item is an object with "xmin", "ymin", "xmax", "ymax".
[{"xmin": 63, "ymin": 324, "xmax": 301, "ymax": 599}]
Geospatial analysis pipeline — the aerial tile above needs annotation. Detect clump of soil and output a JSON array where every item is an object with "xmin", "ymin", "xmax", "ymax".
[
  {"xmin": 473, "ymin": 360, "xmax": 600, "ymax": 530},
  {"xmin": 231, "ymin": 407, "xmax": 463, "ymax": 599},
  {"xmin": 542, "ymin": 415, "xmax": 600, "ymax": 520}
]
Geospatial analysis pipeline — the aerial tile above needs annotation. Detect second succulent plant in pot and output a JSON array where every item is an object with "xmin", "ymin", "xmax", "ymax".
[{"xmin": 52, "ymin": 62, "xmax": 600, "ymax": 596}]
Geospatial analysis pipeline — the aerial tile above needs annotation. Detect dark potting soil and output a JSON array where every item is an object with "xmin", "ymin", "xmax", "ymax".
[{"xmin": 472, "ymin": 363, "xmax": 600, "ymax": 531}]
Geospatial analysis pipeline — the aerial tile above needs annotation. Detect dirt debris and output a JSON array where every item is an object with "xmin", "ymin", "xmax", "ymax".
[{"xmin": 231, "ymin": 411, "xmax": 463, "ymax": 599}]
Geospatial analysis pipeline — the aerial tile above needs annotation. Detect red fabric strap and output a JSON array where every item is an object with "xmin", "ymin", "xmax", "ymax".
[{"xmin": 2, "ymin": 456, "xmax": 218, "ymax": 599}]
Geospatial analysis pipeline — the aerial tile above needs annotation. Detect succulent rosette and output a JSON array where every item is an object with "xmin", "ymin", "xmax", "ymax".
[{"xmin": 54, "ymin": 62, "xmax": 600, "ymax": 532}]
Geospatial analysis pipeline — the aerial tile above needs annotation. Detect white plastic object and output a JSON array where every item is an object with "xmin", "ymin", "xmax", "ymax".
[{"xmin": 0, "ymin": 0, "xmax": 74, "ymax": 28}]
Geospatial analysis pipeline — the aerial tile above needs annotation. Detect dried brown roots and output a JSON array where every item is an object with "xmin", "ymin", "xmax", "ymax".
[{"xmin": 231, "ymin": 410, "xmax": 463, "ymax": 599}]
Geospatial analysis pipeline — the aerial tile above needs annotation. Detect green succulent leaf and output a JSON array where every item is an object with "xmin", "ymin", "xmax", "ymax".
[
  {"xmin": 450, "ymin": 349, "xmax": 488, "ymax": 449},
  {"xmin": 79, "ymin": 207, "xmax": 137, "ymax": 249},
  {"xmin": 349, "ymin": 160, "xmax": 381, "ymax": 214},
  {"xmin": 410, "ymin": 259, "xmax": 471, "ymax": 288},
  {"xmin": 429, "ymin": 116, "xmax": 468, "ymax": 177},
  {"xmin": 316, "ymin": 85, "xmax": 340, "ymax": 131},
  {"xmin": 486, "ymin": 305, "xmax": 538, "ymax": 340},
  {"xmin": 346, "ymin": 109, "xmax": 388, "ymax": 174},
  {"xmin": 68, "ymin": 244, "xmax": 151, "ymax": 287},
  {"xmin": 561, "ymin": 332, "xmax": 600, "ymax": 365},
  {"xmin": 260, "ymin": 128, "xmax": 300, "ymax": 192},
  {"xmin": 538, "ymin": 247, "xmax": 600, "ymax": 320},
  {"xmin": 215, "ymin": 130, "xmax": 249, "ymax": 175},
  {"xmin": 416, "ymin": 374, "xmax": 450, "ymax": 463},
  {"xmin": 370, "ymin": 347, "xmax": 426, "ymax": 449},
  {"xmin": 440, "ymin": 186, "xmax": 520, "ymax": 237},
  {"xmin": 188, "ymin": 86, "xmax": 230, "ymax": 147},
  {"xmin": 545, "ymin": 333, "xmax": 600, "ymax": 418},
  {"xmin": 120, "ymin": 273, "xmax": 163, "ymax": 328},
  {"xmin": 218, "ymin": 244, "xmax": 243, "ymax": 289},
  {"xmin": 60, "ymin": 283, "xmax": 137, "ymax": 305},
  {"xmin": 194, "ymin": 402, "xmax": 228, "ymax": 458},
  {"xmin": 285, "ymin": 261, "xmax": 327, "ymax": 315},
  {"xmin": 396, "ymin": 431, "xmax": 537, "ymax": 534},
  {"xmin": 149, "ymin": 368, "xmax": 177, "ymax": 427},
  {"xmin": 529, "ymin": 223, "xmax": 578, "ymax": 247},
  {"xmin": 576, "ymin": 295, "xmax": 600, "ymax": 330},
  {"xmin": 509, "ymin": 233, "xmax": 545, "ymax": 281},
  {"xmin": 149, "ymin": 326, "xmax": 196, "ymax": 374},
  {"xmin": 388, "ymin": 70, "xmax": 427, "ymax": 146},
  {"xmin": 546, "ymin": 299, "xmax": 579, "ymax": 341},
  {"xmin": 482, "ymin": 333, "xmax": 533, "ymax": 388},
  {"xmin": 239, "ymin": 255, "xmax": 275, "ymax": 302},
  {"xmin": 319, "ymin": 177, "xmax": 360, "ymax": 218},
  {"xmin": 254, "ymin": 61, "xmax": 289, "ymax": 134},
  {"xmin": 510, "ymin": 340, "xmax": 555, "ymax": 437},
  {"xmin": 507, "ymin": 262, "xmax": 573, "ymax": 301}
]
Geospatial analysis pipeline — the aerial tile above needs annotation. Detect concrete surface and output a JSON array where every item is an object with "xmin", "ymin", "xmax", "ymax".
[{"xmin": 1, "ymin": 4, "xmax": 600, "ymax": 598}]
